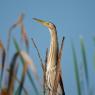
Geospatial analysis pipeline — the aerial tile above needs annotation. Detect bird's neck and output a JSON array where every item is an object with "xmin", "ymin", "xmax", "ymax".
[{"xmin": 47, "ymin": 29, "xmax": 58, "ymax": 67}]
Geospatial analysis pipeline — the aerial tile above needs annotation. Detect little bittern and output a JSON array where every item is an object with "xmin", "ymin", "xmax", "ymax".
[{"xmin": 33, "ymin": 18, "xmax": 65, "ymax": 95}]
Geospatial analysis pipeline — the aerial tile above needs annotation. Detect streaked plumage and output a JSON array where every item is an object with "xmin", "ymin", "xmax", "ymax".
[{"xmin": 33, "ymin": 18, "xmax": 65, "ymax": 95}]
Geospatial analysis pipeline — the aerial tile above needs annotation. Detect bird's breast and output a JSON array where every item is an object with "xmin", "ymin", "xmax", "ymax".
[{"xmin": 46, "ymin": 63, "xmax": 57, "ymax": 90}]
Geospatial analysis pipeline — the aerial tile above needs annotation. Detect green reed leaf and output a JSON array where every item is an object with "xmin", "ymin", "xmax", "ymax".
[
  {"xmin": 80, "ymin": 37, "xmax": 89, "ymax": 86},
  {"xmin": 71, "ymin": 42, "xmax": 81, "ymax": 95},
  {"xmin": 13, "ymin": 38, "xmax": 39, "ymax": 95}
]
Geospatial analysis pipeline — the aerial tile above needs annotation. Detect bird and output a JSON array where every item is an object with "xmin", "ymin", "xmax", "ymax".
[{"xmin": 33, "ymin": 18, "xmax": 65, "ymax": 95}]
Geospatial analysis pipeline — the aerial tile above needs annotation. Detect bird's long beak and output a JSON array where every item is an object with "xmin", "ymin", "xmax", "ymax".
[{"xmin": 33, "ymin": 18, "xmax": 49, "ymax": 27}]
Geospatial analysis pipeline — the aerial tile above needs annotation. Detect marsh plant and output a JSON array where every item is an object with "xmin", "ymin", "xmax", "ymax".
[{"xmin": 0, "ymin": 14, "xmax": 95, "ymax": 95}]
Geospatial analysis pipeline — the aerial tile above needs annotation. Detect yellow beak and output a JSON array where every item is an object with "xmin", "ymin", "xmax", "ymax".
[{"xmin": 33, "ymin": 18, "xmax": 49, "ymax": 27}]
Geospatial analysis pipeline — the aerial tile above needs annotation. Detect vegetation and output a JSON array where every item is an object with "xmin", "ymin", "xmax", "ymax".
[
  {"xmin": 0, "ymin": 14, "xmax": 95, "ymax": 95},
  {"xmin": 72, "ymin": 37, "xmax": 95, "ymax": 95}
]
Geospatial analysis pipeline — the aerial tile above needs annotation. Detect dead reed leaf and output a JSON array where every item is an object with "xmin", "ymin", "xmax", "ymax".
[
  {"xmin": 0, "ymin": 40, "xmax": 3, "ymax": 49},
  {"xmin": 58, "ymin": 36, "xmax": 65, "ymax": 63},
  {"xmin": 7, "ymin": 52, "xmax": 19, "ymax": 95},
  {"xmin": 15, "ymin": 13, "xmax": 25, "ymax": 26},
  {"xmin": 20, "ymin": 51, "xmax": 39, "ymax": 80},
  {"xmin": 7, "ymin": 67, "xmax": 28, "ymax": 95},
  {"xmin": 31, "ymin": 38, "xmax": 44, "ymax": 70},
  {"xmin": 16, "ymin": 50, "xmax": 38, "ymax": 95},
  {"xmin": 7, "ymin": 51, "xmax": 29, "ymax": 95},
  {"xmin": 0, "ymin": 64, "xmax": 2, "ymax": 69},
  {"xmin": 21, "ymin": 23, "xmax": 29, "ymax": 53},
  {"xmin": 13, "ymin": 38, "xmax": 39, "ymax": 95},
  {"xmin": 1, "ymin": 88, "xmax": 7, "ymax": 95},
  {"xmin": 7, "ymin": 13, "xmax": 24, "ymax": 54},
  {"xmin": 0, "ymin": 40, "xmax": 6, "ymax": 90},
  {"xmin": 16, "ymin": 53, "xmax": 27, "ymax": 95}
]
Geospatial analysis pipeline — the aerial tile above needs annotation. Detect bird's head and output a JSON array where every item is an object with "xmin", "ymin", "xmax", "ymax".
[{"xmin": 33, "ymin": 18, "xmax": 56, "ymax": 31}]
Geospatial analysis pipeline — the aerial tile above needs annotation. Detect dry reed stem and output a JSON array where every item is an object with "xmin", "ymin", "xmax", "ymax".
[
  {"xmin": 20, "ymin": 51, "xmax": 39, "ymax": 80},
  {"xmin": 21, "ymin": 23, "xmax": 29, "ymax": 53},
  {"xmin": 0, "ymin": 40, "xmax": 6, "ymax": 91},
  {"xmin": 43, "ymin": 48, "xmax": 48, "ymax": 95},
  {"xmin": 31, "ymin": 38, "xmax": 44, "ymax": 70},
  {"xmin": 7, "ymin": 52, "xmax": 19, "ymax": 95},
  {"xmin": 6, "ymin": 14, "xmax": 24, "ymax": 63},
  {"xmin": 53, "ymin": 36, "xmax": 65, "ymax": 95}
]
